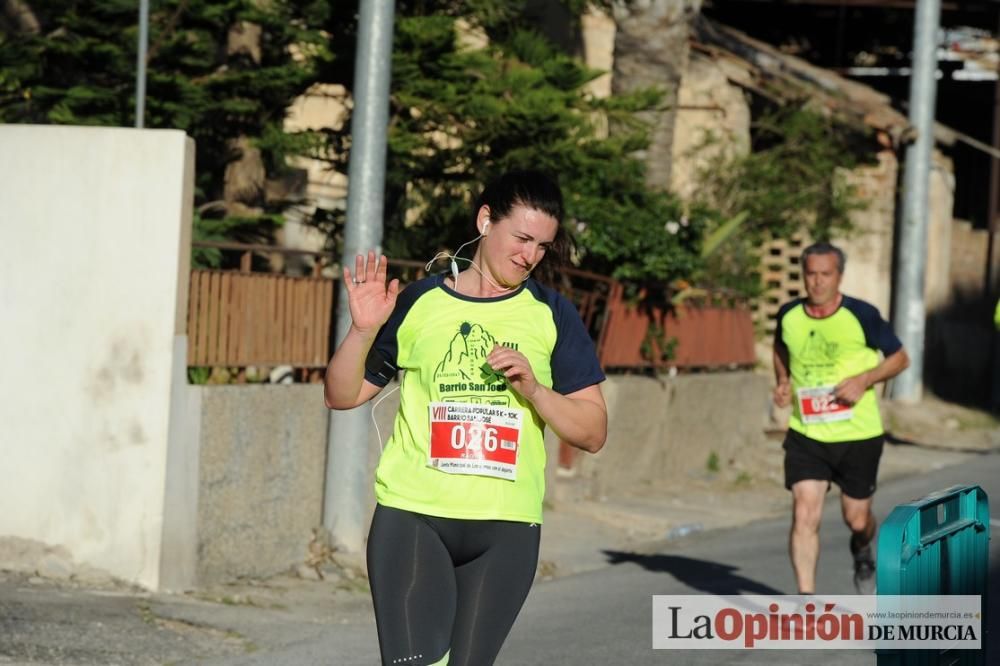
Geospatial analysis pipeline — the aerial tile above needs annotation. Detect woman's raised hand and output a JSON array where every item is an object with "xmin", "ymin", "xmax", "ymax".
[{"xmin": 344, "ymin": 251, "xmax": 400, "ymax": 336}]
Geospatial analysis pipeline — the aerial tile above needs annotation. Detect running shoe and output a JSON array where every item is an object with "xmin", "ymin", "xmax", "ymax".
[{"xmin": 853, "ymin": 551, "xmax": 876, "ymax": 595}]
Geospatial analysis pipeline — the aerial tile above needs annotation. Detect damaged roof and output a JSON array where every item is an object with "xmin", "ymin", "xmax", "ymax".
[{"xmin": 691, "ymin": 16, "xmax": 914, "ymax": 146}]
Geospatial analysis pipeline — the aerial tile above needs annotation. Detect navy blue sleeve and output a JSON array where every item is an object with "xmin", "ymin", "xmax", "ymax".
[
  {"xmin": 537, "ymin": 285, "xmax": 605, "ymax": 394},
  {"xmin": 363, "ymin": 275, "xmax": 439, "ymax": 387},
  {"xmin": 773, "ymin": 299, "xmax": 800, "ymax": 349},
  {"xmin": 842, "ymin": 296, "xmax": 903, "ymax": 355}
]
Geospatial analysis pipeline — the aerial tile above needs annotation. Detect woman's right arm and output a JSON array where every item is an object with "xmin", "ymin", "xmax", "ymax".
[
  {"xmin": 323, "ymin": 327, "xmax": 385, "ymax": 409},
  {"xmin": 323, "ymin": 251, "xmax": 400, "ymax": 410}
]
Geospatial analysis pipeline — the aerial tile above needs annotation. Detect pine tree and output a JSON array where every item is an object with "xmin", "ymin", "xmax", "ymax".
[
  {"xmin": 319, "ymin": 1, "xmax": 705, "ymax": 285},
  {"xmin": 2, "ymin": 1, "xmax": 709, "ymax": 283},
  {"xmin": 0, "ymin": 0, "xmax": 332, "ymax": 265}
]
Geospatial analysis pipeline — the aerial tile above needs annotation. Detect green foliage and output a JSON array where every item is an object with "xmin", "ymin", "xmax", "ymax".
[
  {"xmin": 187, "ymin": 367, "xmax": 211, "ymax": 384},
  {"xmin": 191, "ymin": 210, "xmax": 283, "ymax": 268},
  {"xmin": 0, "ymin": 0, "xmax": 331, "ymax": 240},
  {"xmin": 321, "ymin": 6, "xmax": 704, "ymax": 285},
  {"xmin": 640, "ymin": 324, "xmax": 678, "ymax": 366},
  {"xmin": 696, "ymin": 105, "xmax": 866, "ymax": 239},
  {"xmin": 569, "ymin": 172, "xmax": 705, "ymax": 283},
  {"xmin": 690, "ymin": 104, "xmax": 869, "ymax": 296},
  {"xmin": 701, "ymin": 211, "xmax": 748, "ymax": 259},
  {"xmin": 5, "ymin": 1, "xmax": 868, "ymax": 296}
]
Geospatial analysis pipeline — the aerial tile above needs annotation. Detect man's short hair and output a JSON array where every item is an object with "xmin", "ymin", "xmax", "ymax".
[{"xmin": 800, "ymin": 242, "xmax": 846, "ymax": 273}]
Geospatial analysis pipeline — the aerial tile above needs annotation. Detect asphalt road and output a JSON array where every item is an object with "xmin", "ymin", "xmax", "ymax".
[
  {"xmin": 2, "ymin": 449, "xmax": 996, "ymax": 666},
  {"xmin": 191, "ymin": 448, "xmax": 1000, "ymax": 665},
  {"xmin": 498, "ymin": 448, "xmax": 1000, "ymax": 665}
]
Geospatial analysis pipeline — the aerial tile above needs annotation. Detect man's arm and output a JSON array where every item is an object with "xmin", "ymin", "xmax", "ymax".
[
  {"xmin": 773, "ymin": 342, "xmax": 792, "ymax": 408},
  {"xmin": 834, "ymin": 347, "xmax": 910, "ymax": 405}
]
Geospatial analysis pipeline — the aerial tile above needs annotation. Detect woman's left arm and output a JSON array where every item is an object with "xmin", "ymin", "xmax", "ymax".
[
  {"xmin": 527, "ymin": 384, "xmax": 607, "ymax": 453},
  {"xmin": 486, "ymin": 345, "xmax": 607, "ymax": 453}
]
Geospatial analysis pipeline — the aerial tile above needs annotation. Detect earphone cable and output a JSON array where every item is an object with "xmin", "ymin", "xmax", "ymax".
[{"xmin": 370, "ymin": 377, "xmax": 402, "ymax": 453}]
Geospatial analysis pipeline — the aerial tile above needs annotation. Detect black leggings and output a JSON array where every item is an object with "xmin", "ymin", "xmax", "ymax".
[{"xmin": 367, "ymin": 504, "xmax": 541, "ymax": 666}]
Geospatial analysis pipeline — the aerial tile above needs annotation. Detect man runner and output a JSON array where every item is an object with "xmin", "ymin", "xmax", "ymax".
[{"xmin": 773, "ymin": 242, "xmax": 909, "ymax": 594}]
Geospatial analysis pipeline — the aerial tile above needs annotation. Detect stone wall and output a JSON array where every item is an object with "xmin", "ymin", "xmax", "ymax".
[
  {"xmin": 834, "ymin": 149, "xmax": 901, "ymax": 318},
  {"xmin": 670, "ymin": 51, "xmax": 751, "ymax": 201}
]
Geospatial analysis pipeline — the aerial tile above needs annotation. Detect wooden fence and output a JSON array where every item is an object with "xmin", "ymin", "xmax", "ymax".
[
  {"xmin": 187, "ymin": 242, "xmax": 336, "ymax": 368},
  {"xmin": 186, "ymin": 242, "xmax": 756, "ymax": 373},
  {"xmin": 187, "ymin": 270, "xmax": 334, "ymax": 368}
]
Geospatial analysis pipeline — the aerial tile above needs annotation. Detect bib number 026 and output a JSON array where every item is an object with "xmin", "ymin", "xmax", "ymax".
[
  {"xmin": 427, "ymin": 402, "xmax": 523, "ymax": 480},
  {"xmin": 450, "ymin": 423, "xmax": 499, "ymax": 452}
]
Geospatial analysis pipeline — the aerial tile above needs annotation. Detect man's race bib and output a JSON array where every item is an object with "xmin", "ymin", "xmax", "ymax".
[
  {"xmin": 797, "ymin": 386, "xmax": 853, "ymax": 424},
  {"xmin": 428, "ymin": 402, "xmax": 523, "ymax": 481}
]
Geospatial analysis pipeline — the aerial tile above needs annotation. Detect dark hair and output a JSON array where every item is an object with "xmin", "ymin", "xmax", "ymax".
[
  {"xmin": 475, "ymin": 170, "xmax": 565, "ymax": 224},
  {"xmin": 800, "ymin": 241, "xmax": 846, "ymax": 273},
  {"xmin": 474, "ymin": 170, "xmax": 570, "ymax": 285}
]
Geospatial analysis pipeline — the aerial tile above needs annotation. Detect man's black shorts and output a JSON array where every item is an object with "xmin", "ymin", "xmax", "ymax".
[{"xmin": 783, "ymin": 428, "xmax": 884, "ymax": 499}]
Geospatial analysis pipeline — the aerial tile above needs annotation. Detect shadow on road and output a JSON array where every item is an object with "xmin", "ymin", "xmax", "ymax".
[{"xmin": 602, "ymin": 550, "xmax": 786, "ymax": 595}]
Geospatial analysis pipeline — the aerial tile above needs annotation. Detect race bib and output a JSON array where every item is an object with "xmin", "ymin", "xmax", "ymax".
[
  {"xmin": 797, "ymin": 386, "xmax": 853, "ymax": 424},
  {"xmin": 428, "ymin": 402, "xmax": 523, "ymax": 481}
]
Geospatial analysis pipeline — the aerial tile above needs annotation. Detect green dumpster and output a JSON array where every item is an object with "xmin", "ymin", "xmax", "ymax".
[{"xmin": 876, "ymin": 484, "xmax": 990, "ymax": 665}]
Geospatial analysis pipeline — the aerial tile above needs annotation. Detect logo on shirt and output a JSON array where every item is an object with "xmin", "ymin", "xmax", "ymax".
[
  {"xmin": 798, "ymin": 329, "xmax": 838, "ymax": 384},
  {"xmin": 434, "ymin": 321, "xmax": 512, "ymax": 401},
  {"xmin": 799, "ymin": 329, "xmax": 838, "ymax": 363}
]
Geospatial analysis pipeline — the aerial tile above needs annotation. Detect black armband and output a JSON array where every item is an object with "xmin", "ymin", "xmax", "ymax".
[{"xmin": 365, "ymin": 348, "xmax": 398, "ymax": 384}]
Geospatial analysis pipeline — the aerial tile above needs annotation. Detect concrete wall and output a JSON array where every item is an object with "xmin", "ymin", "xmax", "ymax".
[
  {"xmin": 575, "ymin": 373, "xmax": 773, "ymax": 499},
  {"xmin": 196, "ymin": 385, "xmax": 329, "ymax": 583},
  {"xmin": 195, "ymin": 383, "xmax": 390, "ymax": 584},
  {"xmin": 194, "ymin": 372, "xmax": 772, "ymax": 582},
  {"xmin": 0, "ymin": 125, "xmax": 198, "ymax": 591}
]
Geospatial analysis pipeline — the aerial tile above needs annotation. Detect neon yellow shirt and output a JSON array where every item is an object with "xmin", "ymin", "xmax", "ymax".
[
  {"xmin": 775, "ymin": 296, "xmax": 902, "ymax": 443},
  {"xmin": 364, "ymin": 275, "xmax": 604, "ymax": 523}
]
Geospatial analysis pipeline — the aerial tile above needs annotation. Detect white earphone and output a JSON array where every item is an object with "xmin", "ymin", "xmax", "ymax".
[
  {"xmin": 427, "ymin": 214, "xmax": 517, "ymax": 294},
  {"xmin": 449, "ymin": 218, "xmax": 488, "ymax": 288}
]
